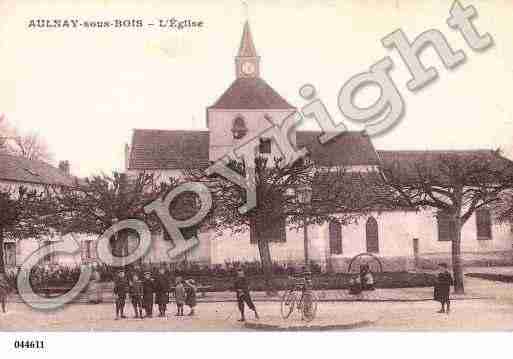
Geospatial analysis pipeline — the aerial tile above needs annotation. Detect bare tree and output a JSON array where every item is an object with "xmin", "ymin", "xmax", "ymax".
[
  {"xmin": 380, "ymin": 150, "xmax": 513, "ymax": 293},
  {"xmin": 188, "ymin": 156, "xmax": 374, "ymax": 293},
  {"xmin": 0, "ymin": 115, "xmax": 53, "ymax": 163},
  {"xmin": 54, "ymin": 172, "xmax": 191, "ymax": 267},
  {"xmin": 11, "ymin": 131, "xmax": 53, "ymax": 163}
]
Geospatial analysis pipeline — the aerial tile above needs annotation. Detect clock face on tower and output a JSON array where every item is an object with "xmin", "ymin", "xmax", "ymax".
[{"xmin": 241, "ymin": 61, "xmax": 255, "ymax": 75}]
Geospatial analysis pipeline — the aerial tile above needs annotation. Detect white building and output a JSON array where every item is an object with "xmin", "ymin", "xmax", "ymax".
[
  {"xmin": 125, "ymin": 22, "xmax": 513, "ymax": 271},
  {"xmin": 0, "ymin": 155, "xmax": 95, "ymax": 271}
]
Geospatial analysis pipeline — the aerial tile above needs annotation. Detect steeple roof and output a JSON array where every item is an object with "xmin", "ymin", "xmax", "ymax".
[{"xmin": 237, "ymin": 21, "xmax": 258, "ymax": 57}]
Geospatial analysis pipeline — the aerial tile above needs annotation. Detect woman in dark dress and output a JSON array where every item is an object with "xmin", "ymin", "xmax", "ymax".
[
  {"xmin": 434, "ymin": 263, "xmax": 454, "ymax": 314},
  {"xmin": 142, "ymin": 271, "xmax": 155, "ymax": 318},
  {"xmin": 154, "ymin": 267, "xmax": 170, "ymax": 317}
]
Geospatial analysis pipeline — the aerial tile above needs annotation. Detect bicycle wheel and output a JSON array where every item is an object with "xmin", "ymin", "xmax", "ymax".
[
  {"xmin": 280, "ymin": 291, "xmax": 297, "ymax": 319},
  {"xmin": 301, "ymin": 291, "xmax": 318, "ymax": 322}
]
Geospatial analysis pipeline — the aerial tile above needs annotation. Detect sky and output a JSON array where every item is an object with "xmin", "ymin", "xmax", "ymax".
[{"xmin": 1, "ymin": 0, "xmax": 512, "ymax": 177}]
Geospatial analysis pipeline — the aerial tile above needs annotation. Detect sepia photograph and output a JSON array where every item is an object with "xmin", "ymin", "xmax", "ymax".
[{"xmin": 0, "ymin": 0, "xmax": 513, "ymax": 356}]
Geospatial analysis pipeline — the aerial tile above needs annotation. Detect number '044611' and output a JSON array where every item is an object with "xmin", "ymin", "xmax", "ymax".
[{"xmin": 14, "ymin": 340, "xmax": 44, "ymax": 350}]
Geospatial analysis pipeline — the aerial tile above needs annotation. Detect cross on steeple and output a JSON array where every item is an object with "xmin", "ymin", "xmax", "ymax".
[{"xmin": 242, "ymin": 1, "xmax": 249, "ymax": 20}]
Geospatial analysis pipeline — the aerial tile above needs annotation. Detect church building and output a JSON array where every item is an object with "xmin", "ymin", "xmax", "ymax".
[{"xmin": 125, "ymin": 22, "xmax": 513, "ymax": 271}]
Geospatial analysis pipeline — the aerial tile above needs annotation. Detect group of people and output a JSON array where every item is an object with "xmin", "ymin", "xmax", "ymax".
[
  {"xmin": 112, "ymin": 267, "xmax": 197, "ymax": 320},
  {"xmin": 0, "ymin": 262, "xmax": 455, "ymax": 320},
  {"xmin": 348, "ymin": 264, "xmax": 375, "ymax": 295},
  {"xmin": 111, "ymin": 267, "xmax": 258, "ymax": 322}
]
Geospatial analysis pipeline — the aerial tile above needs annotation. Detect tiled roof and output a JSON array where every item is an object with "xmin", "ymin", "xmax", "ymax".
[
  {"xmin": 210, "ymin": 77, "xmax": 295, "ymax": 110},
  {"xmin": 0, "ymin": 154, "xmax": 74, "ymax": 186},
  {"xmin": 296, "ymin": 131, "xmax": 380, "ymax": 166},
  {"xmin": 129, "ymin": 129, "xmax": 381, "ymax": 171},
  {"xmin": 377, "ymin": 150, "xmax": 513, "ymax": 181},
  {"xmin": 238, "ymin": 21, "xmax": 257, "ymax": 57},
  {"xmin": 311, "ymin": 170, "xmax": 411, "ymax": 212},
  {"xmin": 128, "ymin": 129, "xmax": 210, "ymax": 170}
]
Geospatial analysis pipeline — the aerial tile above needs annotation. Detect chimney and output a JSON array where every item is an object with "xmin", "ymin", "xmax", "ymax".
[
  {"xmin": 124, "ymin": 143, "xmax": 130, "ymax": 170},
  {"xmin": 58, "ymin": 160, "xmax": 70, "ymax": 175}
]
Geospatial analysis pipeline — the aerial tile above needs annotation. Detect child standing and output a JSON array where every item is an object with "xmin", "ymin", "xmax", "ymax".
[
  {"xmin": 234, "ymin": 270, "xmax": 259, "ymax": 322},
  {"xmin": 174, "ymin": 277, "xmax": 186, "ymax": 316},
  {"xmin": 434, "ymin": 263, "xmax": 454, "ymax": 314},
  {"xmin": 88, "ymin": 267, "xmax": 102, "ymax": 304},
  {"xmin": 184, "ymin": 279, "xmax": 197, "ymax": 316},
  {"xmin": 129, "ymin": 273, "xmax": 144, "ymax": 319},
  {"xmin": 113, "ymin": 271, "xmax": 129, "ymax": 320}
]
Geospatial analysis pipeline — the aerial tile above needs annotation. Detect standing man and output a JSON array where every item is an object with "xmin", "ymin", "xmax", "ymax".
[
  {"xmin": 142, "ymin": 271, "xmax": 155, "ymax": 318},
  {"xmin": 234, "ymin": 270, "xmax": 259, "ymax": 322},
  {"xmin": 434, "ymin": 263, "xmax": 454, "ymax": 314},
  {"xmin": 0, "ymin": 274, "xmax": 10, "ymax": 314},
  {"xmin": 154, "ymin": 267, "xmax": 170, "ymax": 317},
  {"xmin": 113, "ymin": 270, "xmax": 129, "ymax": 320}
]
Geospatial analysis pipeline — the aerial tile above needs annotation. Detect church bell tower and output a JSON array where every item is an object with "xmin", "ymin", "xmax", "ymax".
[
  {"xmin": 207, "ymin": 19, "xmax": 295, "ymax": 162},
  {"xmin": 235, "ymin": 21, "xmax": 260, "ymax": 78}
]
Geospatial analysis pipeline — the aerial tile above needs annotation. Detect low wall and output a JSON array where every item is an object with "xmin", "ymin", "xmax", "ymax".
[
  {"xmin": 326, "ymin": 250, "xmax": 513, "ymax": 273},
  {"xmin": 416, "ymin": 250, "xmax": 513, "ymax": 270}
]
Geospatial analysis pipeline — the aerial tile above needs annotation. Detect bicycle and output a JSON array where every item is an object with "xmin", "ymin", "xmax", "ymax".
[{"xmin": 280, "ymin": 275, "xmax": 318, "ymax": 322}]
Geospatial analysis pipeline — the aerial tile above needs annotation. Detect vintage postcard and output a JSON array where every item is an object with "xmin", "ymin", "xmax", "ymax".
[{"xmin": 1, "ymin": 0, "xmax": 513, "ymax": 355}]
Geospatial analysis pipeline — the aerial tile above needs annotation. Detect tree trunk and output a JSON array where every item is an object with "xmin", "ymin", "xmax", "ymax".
[
  {"xmin": 0, "ymin": 229, "xmax": 4, "ymax": 276},
  {"xmin": 256, "ymin": 238, "xmax": 276, "ymax": 295},
  {"xmin": 452, "ymin": 220, "xmax": 465, "ymax": 294}
]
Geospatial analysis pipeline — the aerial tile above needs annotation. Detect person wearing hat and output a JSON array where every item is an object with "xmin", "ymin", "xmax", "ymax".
[
  {"xmin": 154, "ymin": 267, "xmax": 170, "ymax": 317},
  {"xmin": 142, "ymin": 271, "xmax": 155, "ymax": 318},
  {"xmin": 434, "ymin": 263, "xmax": 454, "ymax": 314},
  {"xmin": 113, "ymin": 270, "xmax": 129, "ymax": 320},
  {"xmin": 234, "ymin": 270, "xmax": 259, "ymax": 322},
  {"xmin": 174, "ymin": 277, "xmax": 186, "ymax": 316},
  {"xmin": 184, "ymin": 279, "xmax": 197, "ymax": 316},
  {"xmin": 129, "ymin": 273, "xmax": 144, "ymax": 319}
]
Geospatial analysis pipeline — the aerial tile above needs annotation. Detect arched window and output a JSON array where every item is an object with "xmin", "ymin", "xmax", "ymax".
[
  {"xmin": 329, "ymin": 221, "xmax": 342, "ymax": 255},
  {"xmin": 476, "ymin": 208, "xmax": 492, "ymax": 240},
  {"xmin": 366, "ymin": 217, "xmax": 379, "ymax": 253},
  {"xmin": 231, "ymin": 116, "xmax": 248, "ymax": 139}
]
